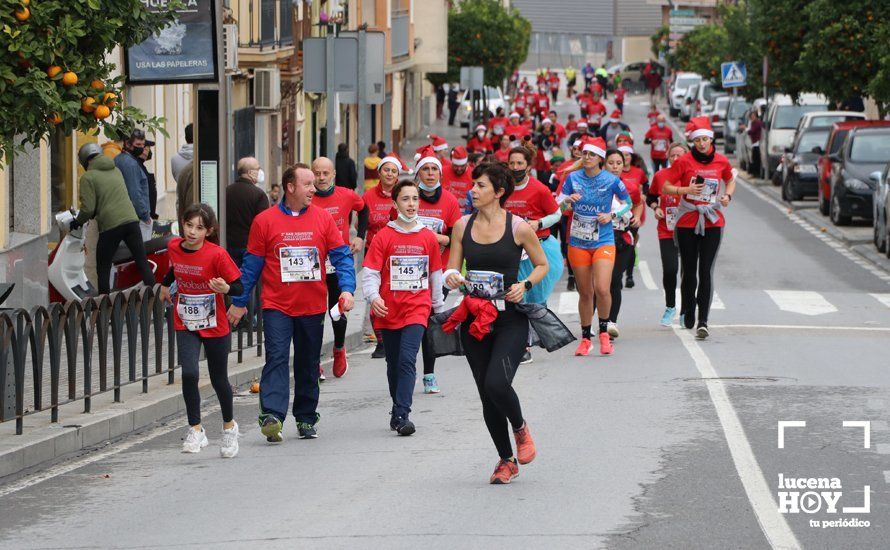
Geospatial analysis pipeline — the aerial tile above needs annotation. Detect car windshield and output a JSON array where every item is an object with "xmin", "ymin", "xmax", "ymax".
[
  {"xmin": 795, "ymin": 131, "xmax": 829, "ymax": 153},
  {"xmin": 466, "ymin": 86, "xmax": 501, "ymax": 102},
  {"xmin": 809, "ymin": 115, "xmax": 855, "ymax": 128},
  {"xmin": 829, "ymin": 130, "xmax": 849, "ymax": 155},
  {"xmin": 702, "ymin": 83, "xmax": 717, "ymax": 103},
  {"xmin": 675, "ymin": 77, "xmax": 699, "ymax": 90},
  {"xmin": 849, "ymin": 133, "xmax": 890, "ymax": 163},
  {"xmin": 774, "ymin": 105, "xmax": 829, "ymax": 129},
  {"xmin": 729, "ymin": 101, "xmax": 750, "ymax": 118},
  {"xmin": 714, "ymin": 97, "xmax": 730, "ymax": 111}
]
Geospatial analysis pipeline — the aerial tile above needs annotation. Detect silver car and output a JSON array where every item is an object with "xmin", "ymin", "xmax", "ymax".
[{"xmin": 724, "ymin": 97, "xmax": 751, "ymax": 155}]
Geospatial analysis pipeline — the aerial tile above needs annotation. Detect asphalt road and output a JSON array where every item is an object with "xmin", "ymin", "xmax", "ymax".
[{"xmin": 1, "ymin": 92, "xmax": 889, "ymax": 550}]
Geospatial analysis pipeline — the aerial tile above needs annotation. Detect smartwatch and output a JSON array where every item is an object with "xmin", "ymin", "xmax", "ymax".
[{"xmin": 523, "ymin": 280, "xmax": 533, "ymax": 291}]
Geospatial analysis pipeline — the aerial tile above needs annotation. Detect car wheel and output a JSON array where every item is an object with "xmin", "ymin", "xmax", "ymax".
[
  {"xmin": 886, "ymin": 225, "xmax": 890, "ymax": 259},
  {"xmin": 818, "ymin": 186, "xmax": 830, "ymax": 216},
  {"xmin": 830, "ymin": 194, "xmax": 851, "ymax": 226},
  {"xmin": 876, "ymin": 221, "xmax": 886, "ymax": 253}
]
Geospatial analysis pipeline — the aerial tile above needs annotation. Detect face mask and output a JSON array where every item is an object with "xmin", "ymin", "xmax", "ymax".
[
  {"xmin": 657, "ymin": 122, "xmax": 665, "ymax": 129},
  {"xmin": 512, "ymin": 169, "xmax": 527, "ymax": 183},
  {"xmin": 256, "ymin": 169, "xmax": 265, "ymax": 185},
  {"xmin": 397, "ymin": 212, "xmax": 418, "ymax": 224},
  {"xmin": 418, "ymin": 181, "xmax": 439, "ymax": 193},
  {"xmin": 145, "ymin": 150, "xmax": 153, "ymax": 161},
  {"xmin": 476, "ymin": 131, "xmax": 485, "ymax": 138},
  {"xmin": 130, "ymin": 146, "xmax": 145, "ymax": 157}
]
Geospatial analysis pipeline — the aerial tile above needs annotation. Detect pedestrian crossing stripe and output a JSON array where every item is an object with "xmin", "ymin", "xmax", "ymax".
[{"xmin": 870, "ymin": 293, "xmax": 890, "ymax": 308}]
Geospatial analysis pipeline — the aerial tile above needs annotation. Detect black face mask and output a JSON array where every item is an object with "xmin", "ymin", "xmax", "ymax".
[
  {"xmin": 130, "ymin": 146, "xmax": 145, "ymax": 157},
  {"xmin": 512, "ymin": 169, "xmax": 527, "ymax": 183}
]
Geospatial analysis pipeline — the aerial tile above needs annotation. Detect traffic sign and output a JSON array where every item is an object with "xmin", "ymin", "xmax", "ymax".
[{"xmin": 721, "ymin": 61, "xmax": 747, "ymax": 88}]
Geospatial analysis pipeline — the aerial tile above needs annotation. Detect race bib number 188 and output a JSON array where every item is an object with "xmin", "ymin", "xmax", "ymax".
[{"xmin": 177, "ymin": 294, "xmax": 217, "ymax": 332}]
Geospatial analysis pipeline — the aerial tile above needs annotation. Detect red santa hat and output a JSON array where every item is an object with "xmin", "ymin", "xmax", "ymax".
[
  {"xmin": 572, "ymin": 139, "xmax": 583, "ymax": 149},
  {"xmin": 581, "ymin": 136, "xmax": 607, "ymax": 158},
  {"xmin": 577, "ymin": 120, "xmax": 589, "ymax": 129},
  {"xmin": 378, "ymin": 152, "xmax": 412, "ymax": 175},
  {"xmin": 688, "ymin": 116, "xmax": 714, "ymax": 140},
  {"xmin": 414, "ymin": 144, "xmax": 443, "ymax": 172},
  {"xmin": 475, "ymin": 124, "xmax": 487, "ymax": 132},
  {"xmin": 509, "ymin": 111, "xmax": 521, "ymax": 119},
  {"xmin": 684, "ymin": 121, "xmax": 696, "ymax": 138},
  {"xmin": 451, "ymin": 145, "xmax": 469, "ymax": 166},
  {"xmin": 609, "ymin": 110, "xmax": 622, "ymax": 120},
  {"xmin": 428, "ymin": 134, "xmax": 449, "ymax": 152}
]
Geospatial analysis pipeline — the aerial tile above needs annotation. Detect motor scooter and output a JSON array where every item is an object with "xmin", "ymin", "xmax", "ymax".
[{"xmin": 48, "ymin": 210, "xmax": 176, "ymax": 303}]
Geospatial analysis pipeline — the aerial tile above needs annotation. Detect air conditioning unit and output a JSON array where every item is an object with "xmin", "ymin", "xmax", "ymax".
[
  {"xmin": 254, "ymin": 68, "xmax": 281, "ymax": 111},
  {"xmin": 223, "ymin": 24, "xmax": 238, "ymax": 71}
]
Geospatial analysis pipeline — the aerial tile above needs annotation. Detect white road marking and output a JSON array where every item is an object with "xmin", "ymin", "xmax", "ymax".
[
  {"xmin": 558, "ymin": 291, "xmax": 580, "ymax": 314},
  {"xmin": 765, "ymin": 290, "xmax": 837, "ymax": 316},
  {"xmin": 712, "ymin": 292, "xmax": 726, "ymax": 310},
  {"xmin": 708, "ymin": 324, "xmax": 890, "ymax": 333},
  {"xmin": 876, "ymin": 444, "xmax": 890, "ymax": 455},
  {"xmin": 672, "ymin": 327, "xmax": 801, "ymax": 550},
  {"xmin": 871, "ymin": 293, "xmax": 890, "ymax": 308},
  {"xmin": 638, "ymin": 260, "xmax": 658, "ymax": 290}
]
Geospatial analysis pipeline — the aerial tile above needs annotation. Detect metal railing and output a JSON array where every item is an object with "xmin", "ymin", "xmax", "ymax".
[
  {"xmin": 0, "ymin": 285, "xmax": 263, "ymax": 435},
  {"xmin": 239, "ymin": 0, "xmax": 294, "ymax": 50},
  {"xmin": 391, "ymin": 10, "xmax": 410, "ymax": 59}
]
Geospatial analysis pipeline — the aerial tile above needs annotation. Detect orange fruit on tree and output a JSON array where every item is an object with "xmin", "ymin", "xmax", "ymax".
[
  {"xmin": 81, "ymin": 96, "xmax": 96, "ymax": 113},
  {"xmin": 90, "ymin": 79, "xmax": 104, "ymax": 91},
  {"xmin": 102, "ymin": 92, "xmax": 117, "ymax": 108},
  {"xmin": 61, "ymin": 71, "xmax": 78, "ymax": 87},
  {"xmin": 14, "ymin": 7, "xmax": 29, "ymax": 21},
  {"xmin": 47, "ymin": 113, "xmax": 62, "ymax": 125},
  {"xmin": 20, "ymin": 0, "xmax": 30, "ymax": 5},
  {"xmin": 46, "ymin": 65, "xmax": 62, "ymax": 78},
  {"xmin": 94, "ymin": 105, "xmax": 111, "ymax": 120}
]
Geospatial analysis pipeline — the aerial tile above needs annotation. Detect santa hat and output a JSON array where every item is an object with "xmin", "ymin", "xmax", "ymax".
[
  {"xmin": 581, "ymin": 136, "xmax": 607, "ymax": 158},
  {"xmin": 542, "ymin": 118, "xmax": 553, "ymax": 126},
  {"xmin": 378, "ymin": 153, "xmax": 412, "ymax": 175},
  {"xmin": 428, "ymin": 134, "xmax": 448, "ymax": 152},
  {"xmin": 609, "ymin": 110, "xmax": 622, "ymax": 120},
  {"xmin": 414, "ymin": 144, "xmax": 443, "ymax": 172},
  {"xmin": 688, "ymin": 116, "xmax": 714, "ymax": 140},
  {"xmin": 618, "ymin": 145, "xmax": 634, "ymax": 155},
  {"xmin": 475, "ymin": 124, "xmax": 487, "ymax": 132},
  {"xmin": 451, "ymin": 146, "xmax": 469, "ymax": 166},
  {"xmin": 684, "ymin": 121, "xmax": 696, "ymax": 138},
  {"xmin": 509, "ymin": 111, "xmax": 521, "ymax": 119},
  {"xmin": 577, "ymin": 120, "xmax": 589, "ymax": 129},
  {"xmin": 572, "ymin": 139, "xmax": 582, "ymax": 149}
]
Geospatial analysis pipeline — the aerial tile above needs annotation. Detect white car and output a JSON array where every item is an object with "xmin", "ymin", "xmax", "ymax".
[
  {"xmin": 669, "ymin": 72, "xmax": 701, "ymax": 118},
  {"xmin": 679, "ymin": 83, "xmax": 699, "ymax": 121},
  {"xmin": 458, "ymin": 86, "xmax": 507, "ymax": 128},
  {"xmin": 704, "ymin": 95, "xmax": 731, "ymax": 139},
  {"xmin": 760, "ymin": 93, "xmax": 829, "ymax": 182}
]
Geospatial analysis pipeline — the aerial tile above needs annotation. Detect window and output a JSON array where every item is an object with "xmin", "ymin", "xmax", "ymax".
[
  {"xmin": 774, "ymin": 105, "xmax": 828, "ymax": 129},
  {"xmin": 795, "ymin": 131, "xmax": 828, "ymax": 154},
  {"xmin": 849, "ymin": 133, "xmax": 890, "ymax": 163}
]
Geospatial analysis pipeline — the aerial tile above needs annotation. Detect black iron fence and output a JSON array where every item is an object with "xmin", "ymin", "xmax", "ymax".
[{"xmin": 0, "ymin": 285, "xmax": 263, "ymax": 435}]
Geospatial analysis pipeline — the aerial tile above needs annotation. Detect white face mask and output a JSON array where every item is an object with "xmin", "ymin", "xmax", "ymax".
[
  {"xmin": 397, "ymin": 212, "xmax": 417, "ymax": 224},
  {"xmin": 255, "ymin": 169, "xmax": 266, "ymax": 185},
  {"xmin": 477, "ymin": 131, "xmax": 485, "ymax": 138},
  {"xmin": 657, "ymin": 122, "xmax": 665, "ymax": 128}
]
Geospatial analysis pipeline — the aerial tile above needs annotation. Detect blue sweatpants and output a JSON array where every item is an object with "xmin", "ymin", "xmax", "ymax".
[
  {"xmin": 519, "ymin": 235, "xmax": 564, "ymax": 306},
  {"xmin": 381, "ymin": 324, "xmax": 425, "ymax": 418},
  {"xmin": 259, "ymin": 310, "xmax": 325, "ymax": 425}
]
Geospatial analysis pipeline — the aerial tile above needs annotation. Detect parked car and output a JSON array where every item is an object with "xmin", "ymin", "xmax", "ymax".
[
  {"xmin": 458, "ymin": 86, "xmax": 506, "ymax": 128},
  {"xmin": 781, "ymin": 128, "xmax": 829, "ymax": 201},
  {"xmin": 682, "ymin": 81, "xmax": 719, "ymax": 122},
  {"xmin": 724, "ymin": 97, "xmax": 751, "ymax": 155},
  {"xmin": 619, "ymin": 60, "xmax": 665, "ymax": 91},
  {"xmin": 679, "ymin": 83, "xmax": 699, "ymax": 121},
  {"xmin": 761, "ymin": 94, "xmax": 829, "ymax": 183},
  {"xmin": 814, "ymin": 120, "xmax": 890, "ymax": 216},
  {"xmin": 873, "ymin": 162, "xmax": 890, "ymax": 254},
  {"xmin": 735, "ymin": 99, "xmax": 767, "ymax": 172},
  {"xmin": 705, "ymin": 95, "xmax": 731, "ymax": 139},
  {"xmin": 828, "ymin": 126, "xmax": 890, "ymax": 225},
  {"xmin": 669, "ymin": 72, "xmax": 701, "ymax": 118},
  {"xmin": 795, "ymin": 111, "xmax": 865, "ymax": 136}
]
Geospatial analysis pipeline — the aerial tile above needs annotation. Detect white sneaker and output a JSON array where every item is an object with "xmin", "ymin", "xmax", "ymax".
[
  {"xmin": 182, "ymin": 427, "xmax": 209, "ymax": 453},
  {"xmin": 607, "ymin": 322, "xmax": 620, "ymax": 338},
  {"xmin": 220, "ymin": 422, "xmax": 240, "ymax": 458}
]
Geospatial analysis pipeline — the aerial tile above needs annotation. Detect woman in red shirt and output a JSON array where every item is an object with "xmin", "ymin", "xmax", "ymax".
[
  {"xmin": 160, "ymin": 204, "xmax": 243, "ymax": 457},
  {"xmin": 661, "ymin": 118, "xmax": 735, "ymax": 339},
  {"xmin": 618, "ymin": 145, "xmax": 649, "ymax": 289},
  {"xmin": 647, "ymin": 142, "xmax": 689, "ymax": 327},
  {"xmin": 362, "ymin": 181, "xmax": 445, "ymax": 436}
]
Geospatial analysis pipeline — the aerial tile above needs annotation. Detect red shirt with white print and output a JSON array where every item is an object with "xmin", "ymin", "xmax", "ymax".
[
  {"xmin": 504, "ymin": 177, "xmax": 559, "ymax": 239},
  {"xmin": 364, "ymin": 184, "xmax": 396, "ymax": 247},
  {"xmin": 418, "ymin": 189, "xmax": 462, "ymax": 267},
  {"xmin": 311, "ymin": 185, "xmax": 364, "ymax": 245},
  {"xmin": 645, "ymin": 125, "xmax": 674, "ymax": 161},
  {"xmin": 649, "ymin": 168, "xmax": 681, "ymax": 240},
  {"xmin": 441, "ymin": 163, "xmax": 474, "ymax": 211},
  {"xmin": 666, "ymin": 151, "xmax": 734, "ymax": 229}
]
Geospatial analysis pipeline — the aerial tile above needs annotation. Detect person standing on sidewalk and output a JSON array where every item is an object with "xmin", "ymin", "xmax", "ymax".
[
  {"xmin": 114, "ymin": 129, "xmax": 153, "ymax": 241},
  {"xmin": 159, "ymin": 204, "xmax": 242, "ymax": 457},
  {"xmin": 744, "ymin": 110, "xmax": 763, "ymax": 178},
  {"xmin": 170, "ymin": 123, "xmax": 194, "ymax": 185},
  {"xmin": 311, "ymin": 156, "xmax": 367, "ymax": 380},
  {"xmin": 362, "ymin": 180, "xmax": 446, "ymax": 436},
  {"xmin": 226, "ymin": 157, "xmax": 270, "ymax": 267},
  {"xmin": 447, "ymin": 84, "xmax": 460, "ymax": 126},
  {"xmin": 227, "ymin": 164, "xmax": 356, "ymax": 442},
  {"xmin": 335, "ymin": 143, "xmax": 358, "ymax": 190}
]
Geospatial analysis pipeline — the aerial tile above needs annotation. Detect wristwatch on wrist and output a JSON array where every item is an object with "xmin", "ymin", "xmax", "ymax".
[
  {"xmin": 523, "ymin": 280, "xmax": 533, "ymax": 291},
  {"xmin": 611, "ymin": 212, "xmax": 617, "ymax": 220}
]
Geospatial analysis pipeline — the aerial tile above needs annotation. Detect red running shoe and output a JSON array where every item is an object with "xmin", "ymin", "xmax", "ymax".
[
  {"xmin": 489, "ymin": 458, "xmax": 519, "ymax": 484},
  {"xmin": 574, "ymin": 338, "xmax": 592, "ymax": 356},
  {"xmin": 333, "ymin": 347, "xmax": 348, "ymax": 378},
  {"xmin": 513, "ymin": 423, "xmax": 536, "ymax": 464},
  {"xmin": 599, "ymin": 332, "xmax": 613, "ymax": 355}
]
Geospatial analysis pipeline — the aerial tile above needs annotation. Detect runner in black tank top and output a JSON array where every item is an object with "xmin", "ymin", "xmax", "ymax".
[{"xmin": 444, "ymin": 162, "xmax": 549, "ymax": 485}]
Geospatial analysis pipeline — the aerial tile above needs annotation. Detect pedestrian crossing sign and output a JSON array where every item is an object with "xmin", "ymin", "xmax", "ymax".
[{"xmin": 721, "ymin": 62, "xmax": 746, "ymax": 88}]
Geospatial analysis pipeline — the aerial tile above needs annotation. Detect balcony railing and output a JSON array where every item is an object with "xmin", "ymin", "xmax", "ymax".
[
  {"xmin": 239, "ymin": 0, "xmax": 294, "ymax": 50},
  {"xmin": 391, "ymin": 10, "xmax": 410, "ymax": 59}
]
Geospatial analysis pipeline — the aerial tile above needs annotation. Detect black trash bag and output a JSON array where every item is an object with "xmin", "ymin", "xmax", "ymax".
[
  {"xmin": 424, "ymin": 307, "xmax": 464, "ymax": 358},
  {"xmin": 515, "ymin": 303, "xmax": 577, "ymax": 352}
]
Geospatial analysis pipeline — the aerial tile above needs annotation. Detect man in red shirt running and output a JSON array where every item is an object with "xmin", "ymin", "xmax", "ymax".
[
  {"xmin": 442, "ymin": 146, "xmax": 474, "ymax": 211},
  {"xmin": 645, "ymin": 114, "xmax": 674, "ymax": 171}
]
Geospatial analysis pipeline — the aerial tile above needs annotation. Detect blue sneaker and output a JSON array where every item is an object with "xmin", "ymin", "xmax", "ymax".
[
  {"xmin": 661, "ymin": 307, "xmax": 677, "ymax": 327},
  {"xmin": 679, "ymin": 313, "xmax": 685, "ymax": 328},
  {"xmin": 423, "ymin": 373, "xmax": 440, "ymax": 394}
]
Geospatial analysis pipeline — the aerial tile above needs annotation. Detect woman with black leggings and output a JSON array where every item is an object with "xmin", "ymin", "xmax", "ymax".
[
  {"xmin": 444, "ymin": 162, "xmax": 549, "ymax": 485},
  {"xmin": 661, "ymin": 118, "xmax": 735, "ymax": 339}
]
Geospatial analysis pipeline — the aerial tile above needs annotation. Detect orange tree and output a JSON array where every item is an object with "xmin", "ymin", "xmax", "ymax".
[{"xmin": 0, "ymin": 0, "xmax": 179, "ymax": 162}]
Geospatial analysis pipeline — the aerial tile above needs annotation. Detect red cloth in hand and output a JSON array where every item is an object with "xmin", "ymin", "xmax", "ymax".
[{"xmin": 441, "ymin": 296, "xmax": 499, "ymax": 341}]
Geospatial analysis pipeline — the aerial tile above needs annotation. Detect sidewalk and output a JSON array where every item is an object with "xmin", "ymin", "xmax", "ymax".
[{"xmin": 398, "ymin": 116, "xmax": 467, "ymax": 160}]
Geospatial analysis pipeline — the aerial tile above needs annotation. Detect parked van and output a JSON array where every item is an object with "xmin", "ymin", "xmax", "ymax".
[{"xmin": 760, "ymin": 93, "xmax": 828, "ymax": 182}]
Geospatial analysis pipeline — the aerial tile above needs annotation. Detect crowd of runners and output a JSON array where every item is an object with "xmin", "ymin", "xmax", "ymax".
[{"xmin": 148, "ymin": 67, "xmax": 735, "ymax": 485}]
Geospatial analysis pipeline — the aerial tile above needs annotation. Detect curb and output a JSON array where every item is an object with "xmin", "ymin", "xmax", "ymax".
[{"xmin": 0, "ymin": 323, "xmax": 368, "ymax": 481}]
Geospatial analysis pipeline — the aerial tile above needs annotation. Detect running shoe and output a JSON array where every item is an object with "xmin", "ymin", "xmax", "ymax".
[
  {"xmin": 684, "ymin": 311, "xmax": 696, "ymax": 330},
  {"xmin": 332, "ymin": 347, "xmax": 348, "ymax": 378},
  {"xmin": 181, "ymin": 426, "xmax": 208, "ymax": 453},
  {"xmin": 391, "ymin": 416, "xmax": 416, "ymax": 436},
  {"xmin": 319, "ymin": 367, "xmax": 326, "ymax": 382},
  {"xmin": 363, "ymin": 332, "xmax": 377, "ymax": 343},
  {"xmin": 607, "ymin": 322, "xmax": 620, "ymax": 338},
  {"xmin": 574, "ymin": 337, "xmax": 592, "ymax": 356},
  {"xmin": 423, "ymin": 373, "xmax": 440, "ymax": 394},
  {"xmin": 513, "ymin": 423, "xmax": 536, "ymax": 464},
  {"xmin": 566, "ymin": 275, "xmax": 576, "ymax": 292},
  {"xmin": 679, "ymin": 313, "xmax": 686, "ymax": 328},
  {"xmin": 297, "ymin": 422, "xmax": 318, "ymax": 439},
  {"xmin": 489, "ymin": 458, "xmax": 520, "ymax": 485},
  {"xmin": 520, "ymin": 350, "xmax": 533, "ymax": 364},
  {"xmin": 371, "ymin": 342, "xmax": 386, "ymax": 359},
  {"xmin": 661, "ymin": 307, "xmax": 677, "ymax": 327},
  {"xmin": 625, "ymin": 275, "xmax": 635, "ymax": 288},
  {"xmin": 696, "ymin": 324, "xmax": 710, "ymax": 340},
  {"xmin": 599, "ymin": 332, "xmax": 614, "ymax": 355},
  {"xmin": 261, "ymin": 416, "xmax": 283, "ymax": 443},
  {"xmin": 220, "ymin": 422, "xmax": 239, "ymax": 458}
]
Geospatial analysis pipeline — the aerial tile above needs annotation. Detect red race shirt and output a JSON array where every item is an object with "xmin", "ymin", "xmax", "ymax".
[
  {"xmin": 566, "ymin": 119, "xmax": 578, "ymax": 132},
  {"xmin": 504, "ymin": 177, "xmax": 559, "ymax": 239},
  {"xmin": 363, "ymin": 184, "xmax": 395, "ymax": 247},
  {"xmin": 363, "ymin": 225, "xmax": 442, "ymax": 330},
  {"xmin": 549, "ymin": 75, "xmax": 560, "ymax": 91},
  {"xmin": 504, "ymin": 124, "xmax": 530, "ymax": 140},
  {"xmin": 418, "ymin": 190, "xmax": 462, "ymax": 267},
  {"xmin": 649, "ymin": 168, "xmax": 681, "ymax": 240},
  {"xmin": 311, "ymin": 186, "xmax": 364, "ymax": 245},
  {"xmin": 467, "ymin": 136, "xmax": 493, "ymax": 153},
  {"xmin": 488, "ymin": 116, "xmax": 509, "ymax": 135},
  {"xmin": 667, "ymin": 151, "xmax": 734, "ymax": 229},
  {"xmin": 168, "ymin": 238, "xmax": 241, "ymax": 338},
  {"xmin": 533, "ymin": 93, "xmax": 550, "ymax": 115},
  {"xmin": 645, "ymin": 125, "xmax": 674, "ymax": 160},
  {"xmin": 586, "ymin": 101, "xmax": 608, "ymax": 124},
  {"xmin": 615, "ymin": 88, "xmax": 626, "ymax": 103},
  {"xmin": 246, "ymin": 204, "xmax": 345, "ymax": 316},
  {"xmin": 494, "ymin": 148, "xmax": 510, "ymax": 163},
  {"xmin": 441, "ymin": 164, "xmax": 474, "ymax": 211},
  {"xmin": 554, "ymin": 122, "xmax": 567, "ymax": 141}
]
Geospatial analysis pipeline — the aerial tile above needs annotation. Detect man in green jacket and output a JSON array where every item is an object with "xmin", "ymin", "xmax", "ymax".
[{"xmin": 71, "ymin": 143, "xmax": 156, "ymax": 294}]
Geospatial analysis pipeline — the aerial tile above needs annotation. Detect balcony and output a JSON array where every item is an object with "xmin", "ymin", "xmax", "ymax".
[
  {"xmin": 235, "ymin": 0, "xmax": 295, "ymax": 64},
  {"xmin": 391, "ymin": 9, "xmax": 410, "ymax": 60}
]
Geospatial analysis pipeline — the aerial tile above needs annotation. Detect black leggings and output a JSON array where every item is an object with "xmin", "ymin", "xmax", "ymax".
[
  {"xmin": 96, "ymin": 221, "xmax": 156, "ymax": 294},
  {"xmin": 420, "ymin": 287, "xmax": 449, "ymax": 375},
  {"xmin": 653, "ymin": 158, "xmax": 668, "ymax": 172},
  {"xmin": 659, "ymin": 238, "xmax": 680, "ymax": 309},
  {"xmin": 326, "ymin": 273, "xmax": 347, "ymax": 348},
  {"xmin": 557, "ymin": 216, "xmax": 573, "ymax": 277},
  {"xmin": 675, "ymin": 227, "xmax": 722, "ymax": 327},
  {"xmin": 176, "ymin": 331, "xmax": 233, "ymax": 426},
  {"xmin": 460, "ymin": 308, "xmax": 528, "ymax": 460},
  {"xmin": 608, "ymin": 240, "xmax": 636, "ymax": 322}
]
